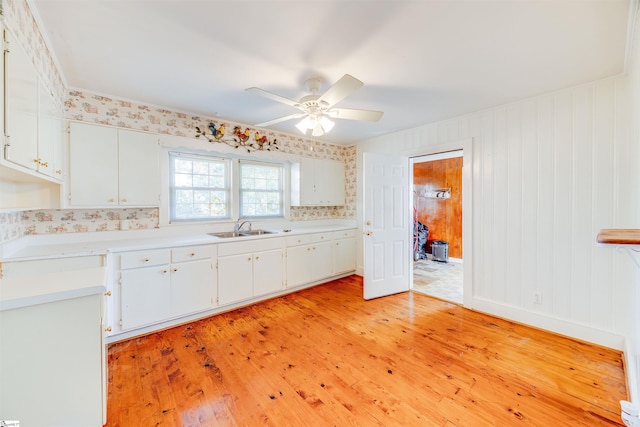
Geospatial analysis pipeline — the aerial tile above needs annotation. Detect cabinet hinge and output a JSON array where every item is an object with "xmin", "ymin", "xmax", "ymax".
[
  {"xmin": 119, "ymin": 319, "xmax": 123, "ymax": 326},
  {"xmin": 3, "ymin": 139, "xmax": 9, "ymax": 158}
]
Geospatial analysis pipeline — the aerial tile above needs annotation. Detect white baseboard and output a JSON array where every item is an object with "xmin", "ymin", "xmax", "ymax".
[{"xmin": 470, "ymin": 296, "xmax": 625, "ymax": 350}]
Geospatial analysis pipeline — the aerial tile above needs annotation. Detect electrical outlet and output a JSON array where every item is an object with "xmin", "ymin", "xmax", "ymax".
[{"xmin": 534, "ymin": 292, "xmax": 542, "ymax": 304}]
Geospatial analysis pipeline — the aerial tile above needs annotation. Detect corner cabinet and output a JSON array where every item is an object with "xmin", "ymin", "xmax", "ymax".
[
  {"xmin": 68, "ymin": 121, "xmax": 160, "ymax": 207},
  {"xmin": 2, "ymin": 27, "xmax": 65, "ymax": 182},
  {"xmin": 291, "ymin": 157, "xmax": 346, "ymax": 206}
]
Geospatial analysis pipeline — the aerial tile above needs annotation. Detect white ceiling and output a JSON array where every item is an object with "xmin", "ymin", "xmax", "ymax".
[{"xmin": 31, "ymin": 0, "xmax": 630, "ymax": 145}]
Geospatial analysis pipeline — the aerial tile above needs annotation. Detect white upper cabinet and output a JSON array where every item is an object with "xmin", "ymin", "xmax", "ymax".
[
  {"xmin": 291, "ymin": 157, "xmax": 345, "ymax": 206},
  {"xmin": 2, "ymin": 28, "xmax": 64, "ymax": 183},
  {"xmin": 68, "ymin": 122, "xmax": 160, "ymax": 207}
]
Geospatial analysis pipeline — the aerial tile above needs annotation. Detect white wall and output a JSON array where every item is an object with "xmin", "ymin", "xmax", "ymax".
[{"xmin": 358, "ymin": 72, "xmax": 638, "ymax": 351}]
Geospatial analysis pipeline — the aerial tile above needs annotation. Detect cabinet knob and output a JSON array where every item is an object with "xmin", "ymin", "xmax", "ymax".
[
  {"xmin": 190, "ymin": 252, "xmax": 195, "ymax": 257},
  {"xmin": 143, "ymin": 258, "xmax": 150, "ymax": 262},
  {"xmin": 105, "ymin": 326, "xmax": 112, "ymax": 332},
  {"xmin": 161, "ymin": 269, "xmax": 168, "ymax": 274},
  {"xmin": 33, "ymin": 158, "xmax": 40, "ymax": 164},
  {"xmin": 172, "ymin": 268, "xmax": 178, "ymax": 272},
  {"xmin": 104, "ymin": 290, "xmax": 112, "ymax": 296},
  {"xmin": 55, "ymin": 169, "xmax": 62, "ymax": 174},
  {"xmin": 121, "ymin": 198, "xmax": 127, "ymax": 202},
  {"xmin": 108, "ymin": 198, "xmax": 115, "ymax": 203},
  {"xmin": 41, "ymin": 161, "xmax": 49, "ymax": 167},
  {"xmin": 255, "ymin": 256, "xmax": 260, "ymax": 260}
]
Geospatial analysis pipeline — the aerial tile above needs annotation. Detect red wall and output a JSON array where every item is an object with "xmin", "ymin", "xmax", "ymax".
[{"xmin": 413, "ymin": 157, "xmax": 462, "ymax": 258}]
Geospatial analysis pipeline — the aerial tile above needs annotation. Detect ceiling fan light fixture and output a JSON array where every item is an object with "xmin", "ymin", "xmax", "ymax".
[
  {"xmin": 319, "ymin": 116, "xmax": 335, "ymax": 133},
  {"xmin": 295, "ymin": 116, "xmax": 312, "ymax": 134}
]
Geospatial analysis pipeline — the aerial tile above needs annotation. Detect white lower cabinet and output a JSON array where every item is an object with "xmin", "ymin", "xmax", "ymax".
[
  {"xmin": 218, "ymin": 253, "xmax": 254, "ymax": 305},
  {"xmin": 286, "ymin": 232, "xmax": 333, "ymax": 287},
  {"xmin": 333, "ymin": 229, "xmax": 357, "ymax": 274},
  {"xmin": 117, "ymin": 245, "xmax": 216, "ymax": 331},
  {"xmin": 217, "ymin": 237, "xmax": 284, "ymax": 305}
]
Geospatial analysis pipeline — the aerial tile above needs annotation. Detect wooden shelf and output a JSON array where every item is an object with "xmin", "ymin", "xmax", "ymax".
[{"xmin": 596, "ymin": 229, "xmax": 640, "ymax": 245}]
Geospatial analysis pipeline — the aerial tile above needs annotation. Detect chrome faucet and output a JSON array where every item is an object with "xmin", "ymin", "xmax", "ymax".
[{"xmin": 234, "ymin": 219, "xmax": 252, "ymax": 233}]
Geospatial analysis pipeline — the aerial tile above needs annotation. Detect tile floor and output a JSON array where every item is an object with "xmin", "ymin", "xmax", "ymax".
[{"xmin": 412, "ymin": 256, "xmax": 463, "ymax": 304}]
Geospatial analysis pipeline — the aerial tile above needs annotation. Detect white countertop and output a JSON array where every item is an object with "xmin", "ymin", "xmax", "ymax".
[
  {"xmin": 0, "ymin": 221, "xmax": 357, "ymax": 261},
  {"xmin": 0, "ymin": 267, "xmax": 106, "ymax": 311}
]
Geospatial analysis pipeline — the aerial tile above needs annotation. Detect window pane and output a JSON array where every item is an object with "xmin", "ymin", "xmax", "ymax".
[
  {"xmin": 239, "ymin": 162, "xmax": 283, "ymax": 218},
  {"xmin": 170, "ymin": 153, "xmax": 229, "ymax": 222}
]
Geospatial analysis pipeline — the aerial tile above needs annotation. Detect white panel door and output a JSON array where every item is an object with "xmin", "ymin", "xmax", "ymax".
[{"xmin": 363, "ymin": 152, "xmax": 409, "ymax": 300}]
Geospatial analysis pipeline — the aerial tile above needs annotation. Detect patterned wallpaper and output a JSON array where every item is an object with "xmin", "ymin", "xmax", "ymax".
[
  {"xmin": 2, "ymin": 0, "xmax": 66, "ymax": 103},
  {"xmin": 0, "ymin": 1, "xmax": 357, "ymax": 243}
]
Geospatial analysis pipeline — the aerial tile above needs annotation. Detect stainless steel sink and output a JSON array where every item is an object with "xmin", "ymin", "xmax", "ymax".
[
  {"xmin": 240, "ymin": 229, "xmax": 275, "ymax": 236},
  {"xmin": 208, "ymin": 231, "xmax": 245, "ymax": 238},
  {"xmin": 208, "ymin": 229, "xmax": 275, "ymax": 238}
]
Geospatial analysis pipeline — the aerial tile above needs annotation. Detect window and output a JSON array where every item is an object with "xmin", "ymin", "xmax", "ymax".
[
  {"xmin": 169, "ymin": 152, "xmax": 230, "ymax": 222},
  {"xmin": 239, "ymin": 161, "xmax": 284, "ymax": 218}
]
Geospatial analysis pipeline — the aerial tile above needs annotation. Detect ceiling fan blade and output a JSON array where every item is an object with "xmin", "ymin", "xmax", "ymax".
[
  {"xmin": 246, "ymin": 87, "xmax": 300, "ymax": 108},
  {"xmin": 254, "ymin": 113, "xmax": 305, "ymax": 128},
  {"xmin": 327, "ymin": 108, "xmax": 383, "ymax": 122},
  {"xmin": 317, "ymin": 74, "xmax": 364, "ymax": 107}
]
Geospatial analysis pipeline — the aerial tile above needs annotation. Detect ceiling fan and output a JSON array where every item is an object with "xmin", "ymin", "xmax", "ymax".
[{"xmin": 246, "ymin": 74, "xmax": 383, "ymax": 137}]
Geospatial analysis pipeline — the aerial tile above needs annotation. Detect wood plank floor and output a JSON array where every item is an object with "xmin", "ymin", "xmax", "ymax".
[{"xmin": 106, "ymin": 275, "xmax": 627, "ymax": 426}]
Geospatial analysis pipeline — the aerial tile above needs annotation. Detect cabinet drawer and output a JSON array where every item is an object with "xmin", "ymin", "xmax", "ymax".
[
  {"xmin": 333, "ymin": 229, "xmax": 356, "ymax": 239},
  {"xmin": 172, "ymin": 245, "xmax": 215, "ymax": 263},
  {"xmin": 120, "ymin": 249, "xmax": 170, "ymax": 269},
  {"xmin": 310, "ymin": 233, "xmax": 331, "ymax": 243},
  {"xmin": 286, "ymin": 234, "xmax": 310, "ymax": 246}
]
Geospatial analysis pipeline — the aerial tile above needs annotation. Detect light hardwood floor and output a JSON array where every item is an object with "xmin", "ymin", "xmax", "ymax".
[{"xmin": 106, "ymin": 275, "xmax": 627, "ymax": 426}]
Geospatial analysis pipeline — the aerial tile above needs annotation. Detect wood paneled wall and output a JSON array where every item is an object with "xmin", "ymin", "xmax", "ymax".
[
  {"xmin": 413, "ymin": 157, "xmax": 462, "ymax": 258},
  {"xmin": 358, "ymin": 72, "xmax": 638, "ymax": 351}
]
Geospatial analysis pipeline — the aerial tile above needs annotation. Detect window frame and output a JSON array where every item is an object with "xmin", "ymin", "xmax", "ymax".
[
  {"xmin": 168, "ymin": 151, "xmax": 232, "ymax": 223},
  {"xmin": 238, "ymin": 159, "xmax": 285, "ymax": 219}
]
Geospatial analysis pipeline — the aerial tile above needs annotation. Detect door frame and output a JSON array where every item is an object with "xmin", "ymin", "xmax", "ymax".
[{"xmin": 406, "ymin": 138, "xmax": 473, "ymax": 307}]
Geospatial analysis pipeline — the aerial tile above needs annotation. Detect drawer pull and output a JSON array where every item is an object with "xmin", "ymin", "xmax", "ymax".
[
  {"xmin": 104, "ymin": 290, "xmax": 112, "ymax": 296},
  {"xmin": 104, "ymin": 326, "xmax": 112, "ymax": 333}
]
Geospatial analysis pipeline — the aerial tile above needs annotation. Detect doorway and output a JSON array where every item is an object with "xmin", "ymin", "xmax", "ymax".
[{"xmin": 410, "ymin": 150, "xmax": 463, "ymax": 304}]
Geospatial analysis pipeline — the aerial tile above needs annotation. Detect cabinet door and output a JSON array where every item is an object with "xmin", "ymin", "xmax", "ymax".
[
  {"xmin": 322, "ymin": 160, "xmax": 345, "ymax": 206},
  {"xmin": 298, "ymin": 157, "xmax": 319, "ymax": 205},
  {"xmin": 37, "ymin": 80, "xmax": 55, "ymax": 177},
  {"xmin": 311, "ymin": 240, "xmax": 334, "ymax": 281},
  {"xmin": 120, "ymin": 266, "xmax": 171, "ymax": 330},
  {"xmin": 218, "ymin": 254, "xmax": 253, "ymax": 305},
  {"xmin": 333, "ymin": 237, "xmax": 356, "ymax": 274},
  {"xmin": 170, "ymin": 258, "xmax": 215, "ymax": 316},
  {"xmin": 286, "ymin": 244, "xmax": 311, "ymax": 287},
  {"xmin": 4, "ymin": 29, "xmax": 38, "ymax": 171},
  {"xmin": 69, "ymin": 122, "xmax": 119, "ymax": 206},
  {"xmin": 118, "ymin": 129, "xmax": 159, "ymax": 206},
  {"xmin": 253, "ymin": 249, "xmax": 283, "ymax": 296}
]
